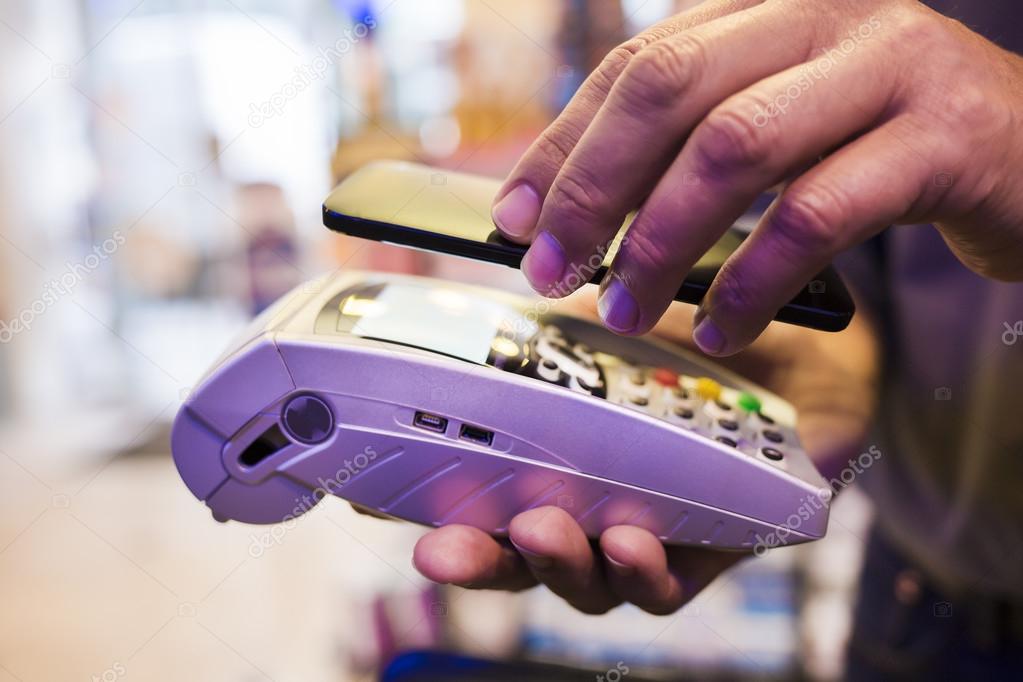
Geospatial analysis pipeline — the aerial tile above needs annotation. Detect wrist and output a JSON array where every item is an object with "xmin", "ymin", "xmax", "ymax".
[{"xmin": 934, "ymin": 51, "xmax": 1023, "ymax": 281}]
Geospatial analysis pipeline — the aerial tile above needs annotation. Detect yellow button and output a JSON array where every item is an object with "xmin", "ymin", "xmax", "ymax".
[{"xmin": 695, "ymin": 377, "xmax": 722, "ymax": 401}]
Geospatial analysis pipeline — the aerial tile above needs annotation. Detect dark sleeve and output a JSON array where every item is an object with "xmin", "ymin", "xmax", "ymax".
[
  {"xmin": 923, "ymin": 0, "xmax": 1023, "ymax": 54},
  {"xmin": 833, "ymin": 234, "xmax": 887, "ymax": 321}
]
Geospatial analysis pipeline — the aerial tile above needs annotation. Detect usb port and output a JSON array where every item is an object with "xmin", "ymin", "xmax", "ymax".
[
  {"xmin": 459, "ymin": 424, "xmax": 494, "ymax": 446},
  {"xmin": 414, "ymin": 412, "xmax": 448, "ymax": 433}
]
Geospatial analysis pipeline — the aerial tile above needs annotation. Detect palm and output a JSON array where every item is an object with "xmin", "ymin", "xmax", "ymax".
[{"xmin": 412, "ymin": 297, "xmax": 878, "ymax": 614}]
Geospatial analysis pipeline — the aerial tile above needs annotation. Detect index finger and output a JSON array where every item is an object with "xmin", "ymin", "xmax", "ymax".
[{"xmin": 491, "ymin": 0, "xmax": 763, "ymax": 241}]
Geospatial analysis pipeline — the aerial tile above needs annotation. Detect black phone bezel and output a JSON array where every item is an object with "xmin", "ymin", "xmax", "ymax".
[{"xmin": 323, "ymin": 206, "xmax": 855, "ymax": 332}]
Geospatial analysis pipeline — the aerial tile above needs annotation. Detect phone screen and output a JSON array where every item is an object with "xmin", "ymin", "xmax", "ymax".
[
  {"xmin": 323, "ymin": 161, "xmax": 854, "ymax": 332},
  {"xmin": 328, "ymin": 281, "xmax": 532, "ymax": 366}
]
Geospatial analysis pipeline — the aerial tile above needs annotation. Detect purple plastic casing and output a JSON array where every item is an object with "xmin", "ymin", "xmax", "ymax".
[{"xmin": 171, "ymin": 272, "xmax": 831, "ymax": 549}]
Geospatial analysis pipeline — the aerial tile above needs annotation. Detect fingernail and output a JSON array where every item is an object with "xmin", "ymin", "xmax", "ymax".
[
  {"xmin": 693, "ymin": 315, "xmax": 726, "ymax": 355},
  {"xmin": 603, "ymin": 552, "xmax": 636, "ymax": 577},
  {"xmin": 510, "ymin": 539, "xmax": 554, "ymax": 569},
  {"xmin": 597, "ymin": 276, "xmax": 639, "ymax": 333},
  {"xmin": 521, "ymin": 231, "xmax": 566, "ymax": 294},
  {"xmin": 492, "ymin": 183, "xmax": 541, "ymax": 239}
]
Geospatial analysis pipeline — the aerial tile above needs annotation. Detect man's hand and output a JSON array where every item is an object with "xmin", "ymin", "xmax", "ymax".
[
  {"xmin": 490, "ymin": 0, "xmax": 1023, "ymax": 356},
  {"xmin": 411, "ymin": 295, "xmax": 879, "ymax": 615}
]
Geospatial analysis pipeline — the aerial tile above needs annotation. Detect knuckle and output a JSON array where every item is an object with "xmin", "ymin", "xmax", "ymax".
[
  {"xmin": 533, "ymin": 120, "xmax": 582, "ymax": 168},
  {"xmin": 603, "ymin": 24, "xmax": 680, "ymax": 68},
  {"xmin": 709, "ymin": 260, "xmax": 759, "ymax": 318},
  {"xmin": 604, "ymin": 38, "xmax": 647, "ymax": 72},
  {"xmin": 549, "ymin": 166, "xmax": 613, "ymax": 222},
  {"xmin": 694, "ymin": 105, "xmax": 774, "ymax": 175},
  {"xmin": 941, "ymin": 82, "xmax": 1005, "ymax": 130},
  {"xmin": 892, "ymin": 10, "xmax": 953, "ymax": 50},
  {"xmin": 621, "ymin": 226, "xmax": 678, "ymax": 273},
  {"xmin": 769, "ymin": 188, "xmax": 844, "ymax": 257},
  {"xmin": 588, "ymin": 34, "xmax": 658, "ymax": 94},
  {"xmin": 617, "ymin": 34, "xmax": 707, "ymax": 110}
]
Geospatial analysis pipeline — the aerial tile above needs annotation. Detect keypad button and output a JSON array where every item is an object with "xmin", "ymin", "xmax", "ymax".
[
  {"xmin": 737, "ymin": 392, "xmax": 762, "ymax": 413},
  {"xmin": 715, "ymin": 400, "xmax": 732, "ymax": 412},
  {"xmin": 715, "ymin": 436, "xmax": 738, "ymax": 448},
  {"xmin": 572, "ymin": 374, "xmax": 606, "ymax": 399},
  {"xmin": 718, "ymin": 418, "xmax": 739, "ymax": 431},
  {"xmin": 673, "ymin": 406, "xmax": 694, "ymax": 420},
  {"xmin": 695, "ymin": 377, "xmax": 722, "ymax": 401},
  {"xmin": 757, "ymin": 412, "xmax": 776, "ymax": 425},
  {"xmin": 653, "ymin": 368, "xmax": 679, "ymax": 387},
  {"xmin": 630, "ymin": 395, "xmax": 649, "ymax": 407},
  {"xmin": 761, "ymin": 447, "xmax": 784, "ymax": 461},
  {"xmin": 628, "ymin": 370, "xmax": 646, "ymax": 386},
  {"xmin": 571, "ymin": 344, "xmax": 594, "ymax": 363},
  {"xmin": 762, "ymin": 429, "xmax": 784, "ymax": 444},
  {"xmin": 672, "ymin": 387, "xmax": 690, "ymax": 400},
  {"xmin": 703, "ymin": 398, "xmax": 731, "ymax": 420},
  {"xmin": 537, "ymin": 358, "xmax": 561, "ymax": 382}
]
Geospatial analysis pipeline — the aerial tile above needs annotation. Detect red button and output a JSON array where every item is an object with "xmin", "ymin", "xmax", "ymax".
[{"xmin": 653, "ymin": 368, "xmax": 679, "ymax": 387}]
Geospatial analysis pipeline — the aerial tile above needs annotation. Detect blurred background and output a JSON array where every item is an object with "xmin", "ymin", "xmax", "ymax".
[{"xmin": 0, "ymin": 1, "xmax": 873, "ymax": 680}]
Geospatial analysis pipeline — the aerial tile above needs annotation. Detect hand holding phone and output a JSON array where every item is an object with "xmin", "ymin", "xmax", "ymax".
[{"xmin": 323, "ymin": 161, "xmax": 854, "ymax": 332}]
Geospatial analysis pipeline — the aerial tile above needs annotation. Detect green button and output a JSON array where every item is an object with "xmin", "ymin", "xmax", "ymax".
[{"xmin": 737, "ymin": 392, "xmax": 762, "ymax": 413}]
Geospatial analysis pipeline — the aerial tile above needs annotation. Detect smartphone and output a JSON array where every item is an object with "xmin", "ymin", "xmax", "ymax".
[{"xmin": 323, "ymin": 160, "xmax": 854, "ymax": 332}]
